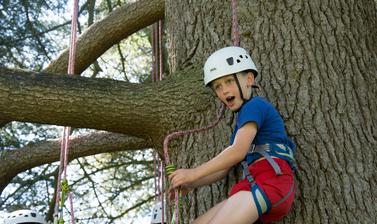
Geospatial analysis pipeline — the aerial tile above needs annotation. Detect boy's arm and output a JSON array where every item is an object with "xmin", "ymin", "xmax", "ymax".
[
  {"xmin": 176, "ymin": 169, "xmax": 229, "ymax": 196},
  {"xmin": 189, "ymin": 168, "xmax": 230, "ymax": 188},
  {"xmin": 169, "ymin": 122, "xmax": 257, "ymax": 188},
  {"xmin": 194, "ymin": 122, "xmax": 256, "ymax": 179}
]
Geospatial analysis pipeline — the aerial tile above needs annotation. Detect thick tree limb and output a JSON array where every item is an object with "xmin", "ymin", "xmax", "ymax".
[
  {"xmin": 0, "ymin": 131, "xmax": 152, "ymax": 195},
  {"xmin": 44, "ymin": 0, "xmax": 164, "ymax": 74},
  {"xmin": 0, "ymin": 67, "xmax": 209, "ymax": 138}
]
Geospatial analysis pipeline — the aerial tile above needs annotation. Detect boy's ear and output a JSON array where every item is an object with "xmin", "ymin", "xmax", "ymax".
[{"xmin": 247, "ymin": 71, "xmax": 255, "ymax": 86}]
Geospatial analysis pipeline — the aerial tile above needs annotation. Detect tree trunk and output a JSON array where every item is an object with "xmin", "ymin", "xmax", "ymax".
[
  {"xmin": 165, "ymin": 0, "xmax": 377, "ymax": 223},
  {"xmin": 1, "ymin": 0, "xmax": 376, "ymax": 223}
]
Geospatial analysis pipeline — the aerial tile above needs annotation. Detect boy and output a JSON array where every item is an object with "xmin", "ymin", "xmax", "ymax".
[{"xmin": 169, "ymin": 46, "xmax": 297, "ymax": 223}]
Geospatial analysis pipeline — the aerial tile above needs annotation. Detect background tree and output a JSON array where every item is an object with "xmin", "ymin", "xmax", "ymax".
[{"xmin": 1, "ymin": 0, "xmax": 376, "ymax": 223}]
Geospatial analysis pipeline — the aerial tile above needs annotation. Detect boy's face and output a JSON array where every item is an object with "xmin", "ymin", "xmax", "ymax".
[{"xmin": 211, "ymin": 73, "xmax": 254, "ymax": 111}]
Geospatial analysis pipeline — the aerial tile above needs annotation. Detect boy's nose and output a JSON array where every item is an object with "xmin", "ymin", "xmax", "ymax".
[{"xmin": 222, "ymin": 86, "xmax": 230, "ymax": 95}]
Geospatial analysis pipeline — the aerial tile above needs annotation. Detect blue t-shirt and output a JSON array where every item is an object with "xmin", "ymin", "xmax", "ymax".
[{"xmin": 230, "ymin": 96, "xmax": 296, "ymax": 152}]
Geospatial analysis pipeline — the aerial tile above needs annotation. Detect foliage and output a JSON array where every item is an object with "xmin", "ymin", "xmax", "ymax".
[
  {"xmin": 0, "ymin": 0, "xmax": 157, "ymax": 223},
  {"xmin": 0, "ymin": 0, "xmax": 67, "ymax": 70}
]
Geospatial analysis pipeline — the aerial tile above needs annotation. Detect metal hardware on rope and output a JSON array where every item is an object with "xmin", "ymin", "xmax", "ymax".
[{"xmin": 54, "ymin": 0, "xmax": 79, "ymax": 223}]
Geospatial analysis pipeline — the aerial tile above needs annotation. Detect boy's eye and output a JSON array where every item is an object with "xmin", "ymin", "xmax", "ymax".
[{"xmin": 225, "ymin": 78, "xmax": 234, "ymax": 84}]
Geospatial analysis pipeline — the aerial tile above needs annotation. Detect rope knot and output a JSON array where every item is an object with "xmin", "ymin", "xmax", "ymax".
[
  {"xmin": 165, "ymin": 164, "xmax": 177, "ymax": 175},
  {"xmin": 62, "ymin": 179, "xmax": 70, "ymax": 193}
]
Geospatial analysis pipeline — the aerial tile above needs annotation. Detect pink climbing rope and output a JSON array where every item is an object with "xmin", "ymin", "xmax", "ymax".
[
  {"xmin": 151, "ymin": 19, "xmax": 166, "ymax": 223},
  {"xmin": 163, "ymin": 104, "xmax": 225, "ymax": 165},
  {"xmin": 162, "ymin": 103, "xmax": 225, "ymax": 224},
  {"xmin": 161, "ymin": 1, "xmax": 240, "ymax": 223},
  {"xmin": 158, "ymin": 20, "xmax": 164, "ymax": 80},
  {"xmin": 54, "ymin": 0, "xmax": 79, "ymax": 223}
]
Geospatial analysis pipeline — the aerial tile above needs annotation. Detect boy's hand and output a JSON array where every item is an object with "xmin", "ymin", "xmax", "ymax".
[
  {"xmin": 168, "ymin": 185, "xmax": 193, "ymax": 201},
  {"xmin": 168, "ymin": 168, "xmax": 198, "ymax": 189}
]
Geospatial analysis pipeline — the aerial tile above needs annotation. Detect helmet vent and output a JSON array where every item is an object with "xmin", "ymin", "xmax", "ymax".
[
  {"xmin": 31, "ymin": 212, "xmax": 37, "ymax": 217},
  {"xmin": 226, "ymin": 57, "xmax": 234, "ymax": 65},
  {"xmin": 236, "ymin": 59, "xmax": 241, "ymax": 63}
]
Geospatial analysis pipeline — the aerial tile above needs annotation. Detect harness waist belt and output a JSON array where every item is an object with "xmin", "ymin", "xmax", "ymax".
[{"xmin": 245, "ymin": 143, "xmax": 297, "ymax": 172}]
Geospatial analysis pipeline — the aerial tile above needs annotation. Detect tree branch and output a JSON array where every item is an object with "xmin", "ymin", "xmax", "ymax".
[
  {"xmin": 44, "ymin": 0, "xmax": 164, "ymax": 74},
  {"xmin": 0, "ymin": 67, "xmax": 209, "ymax": 137},
  {"xmin": 0, "ymin": 131, "xmax": 151, "ymax": 195}
]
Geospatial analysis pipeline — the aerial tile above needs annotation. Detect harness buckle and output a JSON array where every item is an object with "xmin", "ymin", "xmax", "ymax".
[{"xmin": 250, "ymin": 144, "xmax": 256, "ymax": 153}]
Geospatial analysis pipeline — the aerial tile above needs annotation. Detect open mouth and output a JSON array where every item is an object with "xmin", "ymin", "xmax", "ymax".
[{"xmin": 226, "ymin": 96, "xmax": 235, "ymax": 104}]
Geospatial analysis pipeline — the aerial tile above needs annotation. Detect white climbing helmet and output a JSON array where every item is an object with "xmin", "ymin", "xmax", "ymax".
[
  {"xmin": 150, "ymin": 202, "xmax": 166, "ymax": 224},
  {"xmin": 203, "ymin": 46, "xmax": 258, "ymax": 86},
  {"xmin": 4, "ymin": 210, "xmax": 46, "ymax": 224}
]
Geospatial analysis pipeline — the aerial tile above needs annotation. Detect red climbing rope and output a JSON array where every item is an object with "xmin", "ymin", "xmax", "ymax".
[{"xmin": 54, "ymin": 0, "xmax": 79, "ymax": 223}]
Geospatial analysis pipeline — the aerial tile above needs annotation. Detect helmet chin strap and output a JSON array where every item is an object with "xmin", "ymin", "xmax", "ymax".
[
  {"xmin": 233, "ymin": 74, "xmax": 248, "ymax": 112},
  {"xmin": 233, "ymin": 74, "xmax": 246, "ymax": 102},
  {"xmin": 233, "ymin": 74, "xmax": 258, "ymax": 112}
]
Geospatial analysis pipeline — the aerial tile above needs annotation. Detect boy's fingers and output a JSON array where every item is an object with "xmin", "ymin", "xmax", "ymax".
[{"xmin": 168, "ymin": 171, "xmax": 176, "ymax": 181}]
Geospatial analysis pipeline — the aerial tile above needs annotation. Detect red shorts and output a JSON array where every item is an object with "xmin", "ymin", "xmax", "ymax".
[{"xmin": 228, "ymin": 158, "xmax": 296, "ymax": 223}]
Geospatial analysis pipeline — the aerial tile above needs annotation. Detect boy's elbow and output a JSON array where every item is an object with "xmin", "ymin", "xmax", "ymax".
[
  {"xmin": 231, "ymin": 150, "xmax": 245, "ymax": 165},
  {"xmin": 231, "ymin": 146, "xmax": 247, "ymax": 164},
  {"xmin": 235, "ymin": 154, "xmax": 245, "ymax": 164}
]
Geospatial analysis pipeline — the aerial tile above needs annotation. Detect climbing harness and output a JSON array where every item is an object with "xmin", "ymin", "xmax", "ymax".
[
  {"xmin": 53, "ymin": 1, "xmax": 79, "ymax": 223},
  {"xmin": 244, "ymin": 144, "xmax": 297, "ymax": 172},
  {"xmin": 241, "ymin": 144, "xmax": 297, "ymax": 217}
]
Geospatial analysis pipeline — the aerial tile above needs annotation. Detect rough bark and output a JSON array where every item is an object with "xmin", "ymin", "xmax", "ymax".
[
  {"xmin": 0, "ymin": 0, "xmax": 164, "ymax": 130},
  {"xmin": 44, "ymin": 0, "xmax": 164, "ymax": 74},
  {"xmin": 165, "ymin": 0, "xmax": 377, "ymax": 223},
  {"xmin": 0, "ymin": 67, "xmax": 211, "ymax": 142},
  {"xmin": 0, "ymin": 131, "xmax": 151, "ymax": 195},
  {"xmin": 0, "ymin": 0, "xmax": 376, "ymax": 223}
]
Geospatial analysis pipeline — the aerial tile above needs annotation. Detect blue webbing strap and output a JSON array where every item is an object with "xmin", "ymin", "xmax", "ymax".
[
  {"xmin": 254, "ymin": 147, "xmax": 282, "ymax": 175},
  {"xmin": 246, "ymin": 144, "xmax": 297, "ymax": 172},
  {"xmin": 241, "ymin": 143, "xmax": 297, "ymax": 217},
  {"xmin": 241, "ymin": 161, "xmax": 271, "ymax": 216}
]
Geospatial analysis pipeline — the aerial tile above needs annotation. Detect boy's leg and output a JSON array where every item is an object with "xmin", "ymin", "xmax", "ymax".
[
  {"xmin": 208, "ymin": 191, "xmax": 258, "ymax": 224},
  {"xmin": 192, "ymin": 200, "xmax": 226, "ymax": 224}
]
